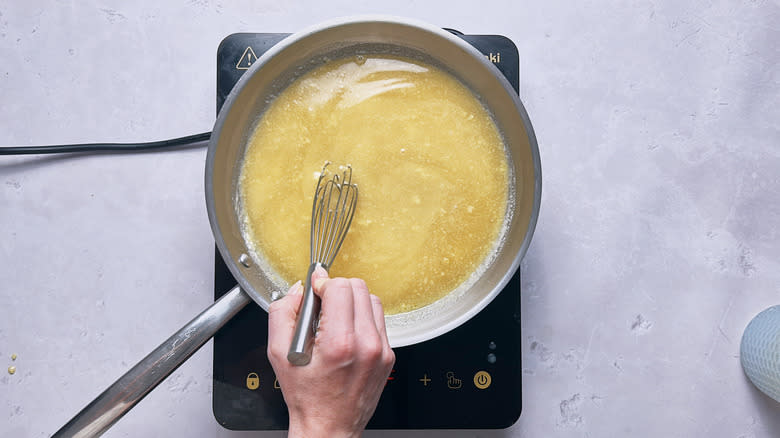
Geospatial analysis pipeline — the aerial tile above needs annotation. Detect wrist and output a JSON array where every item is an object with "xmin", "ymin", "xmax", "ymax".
[{"xmin": 288, "ymin": 418, "xmax": 361, "ymax": 438}]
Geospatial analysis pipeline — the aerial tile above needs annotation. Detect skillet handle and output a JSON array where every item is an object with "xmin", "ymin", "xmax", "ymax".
[
  {"xmin": 53, "ymin": 285, "xmax": 251, "ymax": 438},
  {"xmin": 287, "ymin": 263, "xmax": 323, "ymax": 365}
]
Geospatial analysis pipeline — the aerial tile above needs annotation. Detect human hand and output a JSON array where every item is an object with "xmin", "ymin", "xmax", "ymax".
[{"xmin": 267, "ymin": 267, "xmax": 395, "ymax": 438}]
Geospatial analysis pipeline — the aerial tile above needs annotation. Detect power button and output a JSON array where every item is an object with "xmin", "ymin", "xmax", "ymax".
[{"xmin": 473, "ymin": 370, "xmax": 492, "ymax": 389}]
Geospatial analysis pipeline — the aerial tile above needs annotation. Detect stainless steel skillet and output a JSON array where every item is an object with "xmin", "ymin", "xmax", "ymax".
[{"xmin": 54, "ymin": 16, "xmax": 541, "ymax": 437}]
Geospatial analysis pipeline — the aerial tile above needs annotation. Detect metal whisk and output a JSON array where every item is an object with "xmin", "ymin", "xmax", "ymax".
[{"xmin": 288, "ymin": 162, "xmax": 358, "ymax": 365}]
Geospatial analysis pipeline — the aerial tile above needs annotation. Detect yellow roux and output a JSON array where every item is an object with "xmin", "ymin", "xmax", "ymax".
[{"xmin": 240, "ymin": 55, "xmax": 509, "ymax": 314}]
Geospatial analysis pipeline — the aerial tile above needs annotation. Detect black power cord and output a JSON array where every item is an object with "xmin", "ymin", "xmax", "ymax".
[{"xmin": 0, "ymin": 132, "xmax": 211, "ymax": 155}]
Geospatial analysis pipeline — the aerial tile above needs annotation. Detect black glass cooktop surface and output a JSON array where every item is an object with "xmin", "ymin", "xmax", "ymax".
[{"xmin": 213, "ymin": 31, "xmax": 522, "ymax": 430}]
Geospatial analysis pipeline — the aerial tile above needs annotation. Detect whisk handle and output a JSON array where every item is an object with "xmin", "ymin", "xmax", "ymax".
[{"xmin": 287, "ymin": 263, "xmax": 323, "ymax": 365}]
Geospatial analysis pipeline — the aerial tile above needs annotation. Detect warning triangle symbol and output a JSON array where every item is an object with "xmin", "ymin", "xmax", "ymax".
[{"xmin": 236, "ymin": 46, "xmax": 258, "ymax": 70}]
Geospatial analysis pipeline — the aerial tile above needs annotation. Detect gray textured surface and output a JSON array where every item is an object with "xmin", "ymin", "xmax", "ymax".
[{"xmin": 1, "ymin": 1, "xmax": 779, "ymax": 437}]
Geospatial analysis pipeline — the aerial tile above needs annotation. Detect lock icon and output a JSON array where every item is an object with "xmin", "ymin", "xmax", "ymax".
[{"xmin": 246, "ymin": 372, "xmax": 260, "ymax": 390}]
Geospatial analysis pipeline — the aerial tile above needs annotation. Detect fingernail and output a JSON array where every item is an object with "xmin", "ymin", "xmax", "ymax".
[
  {"xmin": 288, "ymin": 280, "xmax": 303, "ymax": 295},
  {"xmin": 314, "ymin": 264, "xmax": 328, "ymax": 277}
]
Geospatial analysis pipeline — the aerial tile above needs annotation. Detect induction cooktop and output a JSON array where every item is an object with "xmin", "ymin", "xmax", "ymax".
[{"xmin": 212, "ymin": 31, "xmax": 522, "ymax": 430}]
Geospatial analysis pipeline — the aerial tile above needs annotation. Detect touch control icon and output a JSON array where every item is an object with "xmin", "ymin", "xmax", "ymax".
[
  {"xmin": 446, "ymin": 371, "xmax": 462, "ymax": 389},
  {"xmin": 246, "ymin": 372, "xmax": 260, "ymax": 390},
  {"xmin": 473, "ymin": 370, "xmax": 492, "ymax": 389}
]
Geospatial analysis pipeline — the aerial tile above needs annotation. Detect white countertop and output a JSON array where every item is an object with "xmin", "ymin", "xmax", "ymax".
[{"xmin": 1, "ymin": 1, "xmax": 778, "ymax": 437}]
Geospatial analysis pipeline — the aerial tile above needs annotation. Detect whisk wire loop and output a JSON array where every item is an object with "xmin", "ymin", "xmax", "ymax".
[
  {"xmin": 310, "ymin": 163, "xmax": 358, "ymax": 267},
  {"xmin": 289, "ymin": 162, "xmax": 358, "ymax": 366}
]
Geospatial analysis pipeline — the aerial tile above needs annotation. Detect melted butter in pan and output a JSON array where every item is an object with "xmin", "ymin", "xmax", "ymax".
[{"xmin": 240, "ymin": 55, "xmax": 509, "ymax": 314}]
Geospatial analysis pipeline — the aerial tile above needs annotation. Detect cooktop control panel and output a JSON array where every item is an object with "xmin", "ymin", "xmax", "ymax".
[{"xmin": 212, "ymin": 32, "xmax": 522, "ymax": 430}]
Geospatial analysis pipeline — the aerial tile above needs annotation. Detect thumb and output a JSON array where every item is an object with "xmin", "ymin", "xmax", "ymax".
[
  {"xmin": 311, "ymin": 264, "xmax": 329, "ymax": 295},
  {"xmin": 267, "ymin": 280, "xmax": 303, "ymax": 362}
]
